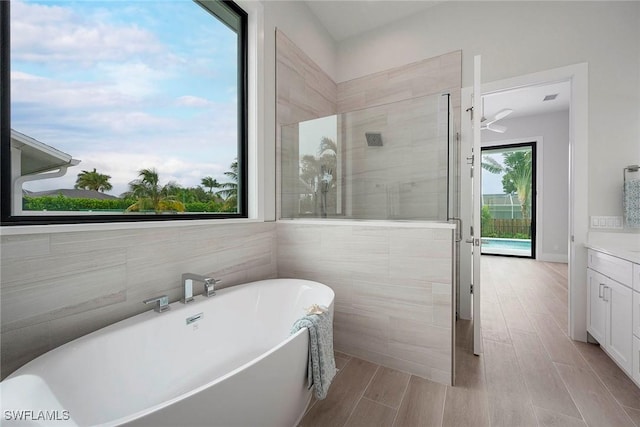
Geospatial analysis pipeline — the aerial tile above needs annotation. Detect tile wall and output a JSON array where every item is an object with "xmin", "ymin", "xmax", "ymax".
[
  {"xmin": 275, "ymin": 31, "xmax": 461, "ymax": 384},
  {"xmin": 0, "ymin": 222, "xmax": 277, "ymax": 378},
  {"xmin": 277, "ymin": 222, "xmax": 455, "ymax": 383},
  {"xmin": 276, "ymin": 30, "xmax": 338, "ymax": 220},
  {"xmin": 341, "ymin": 95, "xmax": 449, "ymax": 220}
]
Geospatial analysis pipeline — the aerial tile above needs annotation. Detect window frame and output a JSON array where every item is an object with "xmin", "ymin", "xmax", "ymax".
[{"xmin": 0, "ymin": 0, "xmax": 249, "ymax": 226}]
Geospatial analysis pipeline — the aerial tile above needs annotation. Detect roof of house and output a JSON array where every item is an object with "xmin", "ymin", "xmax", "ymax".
[
  {"xmin": 24, "ymin": 189, "xmax": 119, "ymax": 200},
  {"xmin": 11, "ymin": 129, "xmax": 80, "ymax": 175}
]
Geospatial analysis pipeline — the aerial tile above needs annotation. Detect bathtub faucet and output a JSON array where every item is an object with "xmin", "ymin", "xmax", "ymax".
[{"xmin": 181, "ymin": 273, "xmax": 220, "ymax": 303}]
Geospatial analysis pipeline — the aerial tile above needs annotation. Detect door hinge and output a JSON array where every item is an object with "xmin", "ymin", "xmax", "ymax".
[{"xmin": 470, "ymin": 284, "xmax": 474, "ymax": 294}]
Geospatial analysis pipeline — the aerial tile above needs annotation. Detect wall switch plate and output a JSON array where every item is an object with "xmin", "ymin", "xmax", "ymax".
[{"xmin": 590, "ymin": 216, "xmax": 623, "ymax": 229}]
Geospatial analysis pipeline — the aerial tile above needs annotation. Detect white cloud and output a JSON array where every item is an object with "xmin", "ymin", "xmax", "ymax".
[
  {"xmin": 11, "ymin": 71, "xmax": 136, "ymax": 109},
  {"xmin": 11, "ymin": 0, "xmax": 166, "ymax": 67},
  {"xmin": 13, "ymin": 0, "xmax": 240, "ymax": 198},
  {"xmin": 176, "ymin": 96, "xmax": 214, "ymax": 108}
]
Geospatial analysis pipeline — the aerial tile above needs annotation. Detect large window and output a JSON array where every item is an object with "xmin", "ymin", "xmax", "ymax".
[{"xmin": 1, "ymin": 0, "xmax": 247, "ymax": 225}]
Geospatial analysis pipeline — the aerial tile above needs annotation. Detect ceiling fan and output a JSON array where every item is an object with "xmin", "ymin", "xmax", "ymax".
[{"xmin": 480, "ymin": 98, "xmax": 513, "ymax": 133}]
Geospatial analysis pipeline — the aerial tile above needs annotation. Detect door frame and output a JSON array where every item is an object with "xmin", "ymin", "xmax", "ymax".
[
  {"xmin": 481, "ymin": 140, "xmax": 539, "ymax": 259},
  {"xmin": 460, "ymin": 63, "xmax": 588, "ymax": 342}
]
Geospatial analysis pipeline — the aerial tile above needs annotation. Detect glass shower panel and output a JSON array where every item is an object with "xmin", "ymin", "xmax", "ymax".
[{"xmin": 280, "ymin": 92, "xmax": 452, "ymax": 220}]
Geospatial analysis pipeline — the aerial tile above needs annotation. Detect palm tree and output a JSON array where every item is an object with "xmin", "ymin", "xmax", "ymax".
[
  {"xmin": 298, "ymin": 137, "xmax": 337, "ymax": 217},
  {"xmin": 481, "ymin": 156, "xmax": 503, "ymax": 174},
  {"xmin": 481, "ymin": 151, "xmax": 532, "ymax": 219},
  {"xmin": 216, "ymin": 160, "xmax": 238, "ymax": 201},
  {"xmin": 201, "ymin": 176, "xmax": 220, "ymax": 194},
  {"xmin": 501, "ymin": 150, "xmax": 532, "ymax": 219},
  {"xmin": 74, "ymin": 168, "xmax": 113, "ymax": 192},
  {"xmin": 125, "ymin": 168, "xmax": 185, "ymax": 213}
]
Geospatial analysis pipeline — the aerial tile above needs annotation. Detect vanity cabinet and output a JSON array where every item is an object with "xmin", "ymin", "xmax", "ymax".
[
  {"xmin": 587, "ymin": 268, "xmax": 607, "ymax": 344},
  {"xmin": 587, "ymin": 249, "xmax": 634, "ymax": 374}
]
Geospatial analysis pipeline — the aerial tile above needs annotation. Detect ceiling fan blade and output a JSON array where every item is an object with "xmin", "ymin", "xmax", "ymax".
[
  {"xmin": 486, "ymin": 123, "xmax": 507, "ymax": 133},
  {"xmin": 493, "ymin": 108, "xmax": 513, "ymax": 121}
]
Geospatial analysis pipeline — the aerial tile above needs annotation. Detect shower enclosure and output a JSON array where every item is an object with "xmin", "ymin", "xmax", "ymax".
[{"xmin": 280, "ymin": 93, "xmax": 457, "ymax": 221}]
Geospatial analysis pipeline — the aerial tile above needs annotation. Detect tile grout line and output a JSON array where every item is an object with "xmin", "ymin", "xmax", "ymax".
[
  {"xmin": 439, "ymin": 384, "xmax": 449, "ymax": 427},
  {"xmin": 482, "ymin": 260, "xmax": 540, "ymax": 426},
  {"xmin": 303, "ymin": 356, "xmax": 353, "ymax": 419},
  {"xmin": 623, "ymin": 406, "xmax": 640, "ymax": 427},
  {"xmin": 341, "ymin": 364, "xmax": 380, "ymax": 427},
  {"xmin": 524, "ymin": 264, "xmax": 588, "ymax": 424},
  {"xmin": 564, "ymin": 341, "xmax": 640, "ymax": 425},
  {"xmin": 551, "ymin": 360, "xmax": 607, "ymax": 427},
  {"xmin": 359, "ymin": 395, "xmax": 398, "ymax": 411},
  {"xmin": 390, "ymin": 373, "xmax": 412, "ymax": 427},
  {"xmin": 479, "ymin": 337, "xmax": 498, "ymax": 427}
]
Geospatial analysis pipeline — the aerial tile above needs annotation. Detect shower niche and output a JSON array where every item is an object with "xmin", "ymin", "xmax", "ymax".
[{"xmin": 280, "ymin": 92, "xmax": 456, "ymax": 221}]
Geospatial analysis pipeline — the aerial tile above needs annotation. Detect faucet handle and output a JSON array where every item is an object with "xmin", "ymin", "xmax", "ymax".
[
  {"xmin": 203, "ymin": 278, "xmax": 220, "ymax": 297},
  {"xmin": 143, "ymin": 295, "xmax": 170, "ymax": 313}
]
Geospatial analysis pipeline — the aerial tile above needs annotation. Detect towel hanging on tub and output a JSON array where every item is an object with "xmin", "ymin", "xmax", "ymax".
[
  {"xmin": 291, "ymin": 306, "xmax": 337, "ymax": 400},
  {"xmin": 625, "ymin": 179, "xmax": 640, "ymax": 228}
]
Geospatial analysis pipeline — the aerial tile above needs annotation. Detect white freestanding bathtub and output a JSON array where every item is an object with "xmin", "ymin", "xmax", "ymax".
[{"xmin": 0, "ymin": 279, "xmax": 334, "ymax": 427}]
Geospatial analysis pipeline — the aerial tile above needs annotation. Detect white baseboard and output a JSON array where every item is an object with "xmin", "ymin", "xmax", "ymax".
[{"xmin": 538, "ymin": 252, "xmax": 569, "ymax": 263}]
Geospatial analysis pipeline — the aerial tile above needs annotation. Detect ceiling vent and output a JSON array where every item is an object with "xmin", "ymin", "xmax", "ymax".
[{"xmin": 543, "ymin": 94, "xmax": 559, "ymax": 101}]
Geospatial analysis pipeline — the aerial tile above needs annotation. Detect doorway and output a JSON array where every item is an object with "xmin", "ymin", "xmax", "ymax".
[
  {"xmin": 481, "ymin": 142, "xmax": 536, "ymax": 258},
  {"xmin": 459, "ymin": 62, "xmax": 588, "ymax": 344}
]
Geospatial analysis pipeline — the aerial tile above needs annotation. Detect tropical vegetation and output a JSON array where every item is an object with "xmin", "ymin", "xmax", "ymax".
[
  {"xmin": 299, "ymin": 137, "xmax": 337, "ymax": 216},
  {"xmin": 201, "ymin": 176, "xmax": 220, "ymax": 194},
  {"xmin": 481, "ymin": 150, "xmax": 532, "ymax": 219},
  {"xmin": 215, "ymin": 159, "xmax": 239, "ymax": 212},
  {"xmin": 481, "ymin": 149, "xmax": 533, "ymax": 239},
  {"xmin": 123, "ymin": 168, "xmax": 186, "ymax": 213},
  {"xmin": 74, "ymin": 168, "xmax": 113, "ymax": 192},
  {"xmin": 23, "ymin": 160, "xmax": 239, "ymax": 214}
]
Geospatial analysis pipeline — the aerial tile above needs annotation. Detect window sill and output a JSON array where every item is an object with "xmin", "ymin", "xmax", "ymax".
[{"xmin": 0, "ymin": 217, "xmax": 267, "ymax": 236}]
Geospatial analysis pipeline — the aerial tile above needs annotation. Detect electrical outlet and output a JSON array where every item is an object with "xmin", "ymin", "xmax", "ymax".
[{"xmin": 590, "ymin": 216, "xmax": 624, "ymax": 229}]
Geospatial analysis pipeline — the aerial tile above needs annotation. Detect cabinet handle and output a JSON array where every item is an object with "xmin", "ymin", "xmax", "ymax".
[
  {"xmin": 603, "ymin": 286, "xmax": 609, "ymax": 302},
  {"xmin": 599, "ymin": 283, "xmax": 605, "ymax": 298}
]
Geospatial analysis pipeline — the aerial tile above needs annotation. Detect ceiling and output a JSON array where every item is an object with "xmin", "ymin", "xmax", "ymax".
[
  {"xmin": 482, "ymin": 81, "xmax": 571, "ymax": 122},
  {"xmin": 305, "ymin": 1, "xmax": 441, "ymax": 42},
  {"xmin": 302, "ymin": 2, "xmax": 570, "ymax": 120}
]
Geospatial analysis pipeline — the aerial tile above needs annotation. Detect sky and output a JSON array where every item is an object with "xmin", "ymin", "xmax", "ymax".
[
  {"xmin": 298, "ymin": 115, "xmax": 337, "ymax": 158},
  {"xmin": 11, "ymin": 0, "xmax": 239, "ymax": 196}
]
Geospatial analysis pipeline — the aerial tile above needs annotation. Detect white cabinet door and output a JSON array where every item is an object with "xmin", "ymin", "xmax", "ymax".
[
  {"xmin": 587, "ymin": 268, "xmax": 607, "ymax": 344},
  {"xmin": 606, "ymin": 278, "xmax": 633, "ymax": 373}
]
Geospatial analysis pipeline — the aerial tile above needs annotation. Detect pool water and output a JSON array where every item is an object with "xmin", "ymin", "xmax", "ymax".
[{"xmin": 481, "ymin": 238, "xmax": 532, "ymax": 256}]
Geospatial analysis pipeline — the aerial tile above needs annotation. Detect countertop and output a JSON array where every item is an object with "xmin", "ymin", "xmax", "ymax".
[{"xmin": 586, "ymin": 232, "xmax": 640, "ymax": 264}]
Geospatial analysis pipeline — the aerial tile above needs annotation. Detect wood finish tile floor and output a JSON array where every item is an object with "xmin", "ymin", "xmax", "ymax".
[{"xmin": 299, "ymin": 256, "xmax": 640, "ymax": 427}]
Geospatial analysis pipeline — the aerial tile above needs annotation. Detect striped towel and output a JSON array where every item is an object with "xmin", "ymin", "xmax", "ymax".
[{"xmin": 625, "ymin": 179, "xmax": 640, "ymax": 228}]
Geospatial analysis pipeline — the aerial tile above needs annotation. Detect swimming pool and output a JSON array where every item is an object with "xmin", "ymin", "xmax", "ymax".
[{"xmin": 481, "ymin": 237, "xmax": 532, "ymax": 256}]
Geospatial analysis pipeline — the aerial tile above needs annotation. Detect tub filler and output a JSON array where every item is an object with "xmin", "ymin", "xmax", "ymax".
[{"xmin": 1, "ymin": 279, "xmax": 334, "ymax": 427}]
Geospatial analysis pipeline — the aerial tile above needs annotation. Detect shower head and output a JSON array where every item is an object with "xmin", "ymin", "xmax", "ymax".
[{"xmin": 365, "ymin": 132, "xmax": 383, "ymax": 147}]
